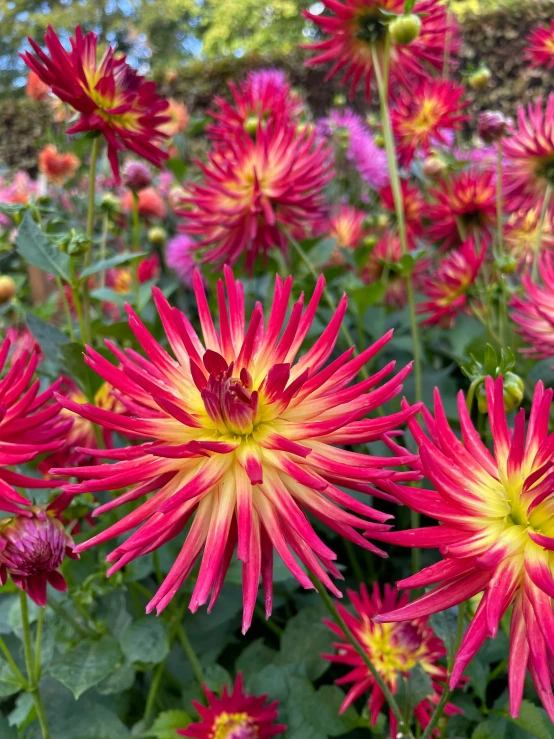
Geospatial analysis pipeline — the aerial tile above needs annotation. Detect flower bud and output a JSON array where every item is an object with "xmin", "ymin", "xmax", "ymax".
[
  {"xmin": 362, "ymin": 235, "xmax": 377, "ymax": 248},
  {"xmin": 476, "ymin": 383, "xmax": 488, "ymax": 415},
  {"xmin": 389, "ymin": 14, "xmax": 422, "ymax": 46},
  {"xmin": 468, "ymin": 66, "xmax": 492, "ymax": 91},
  {"xmin": 0, "ymin": 507, "xmax": 77, "ymax": 606},
  {"xmin": 244, "ymin": 115, "xmax": 260, "ymax": 136},
  {"xmin": 477, "ymin": 111, "xmax": 513, "ymax": 143},
  {"xmin": 495, "ymin": 253, "xmax": 518, "ymax": 274},
  {"xmin": 422, "ymin": 154, "xmax": 448, "ymax": 181},
  {"xmin": 100, "ymin": 193, "xmax": 120, "ymax": 214},
  {"xmin": 374, "ymin": 134, "xmax": 385, "ymax": 148},
  {"xmin": 148, "ymin": 226, "xmax": 167, "ymax": 246},
  {"xmin": 122, "ymin": 161, "xmax": 152, "ymax": 191},
  {"xmin": 0, "ymin": 275, "xmax": 16, "ymax": 304},
  {"xmin": 503, "ymin": 372, "xmax": 524, "ymax": 413}
]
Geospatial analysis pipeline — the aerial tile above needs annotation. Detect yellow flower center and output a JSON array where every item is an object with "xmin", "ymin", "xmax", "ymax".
[
  {"xmin": 212, "ymin": 712, "xmax": 257, "ymax": 739},
  {"xmin": 362, "ymin": 619, "xmax": 427, "ymax": 684}
]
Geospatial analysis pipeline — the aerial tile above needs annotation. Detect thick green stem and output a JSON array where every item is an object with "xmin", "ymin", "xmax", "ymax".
[
  {"xmin": 532, "ymin": 184, "xmax": 553, "ymax": 282},
  {"xmin": 421, "ymin": 603, "xmax": 466, "ymax": 739},
  {"xmin": 175, "ymin": 623, "xmax": 205, "ymax": 687},
  {"xmin": 69, "ymin": 258, "xmax": 87, "ymax": 344},
  {"xmin": 131, "ymin": 191, "xmax": 141, "ymax": 303},
  {"xmin": 82, "ymin": 136, "xmax": 100, "ymax": 345},
  {"xmin": 143, "ymin": 661, "xmax": 165, "ymax": 725},
  {"xmin": 20, "ymin": 593, "xmax": 50, "ymax": 739},
  {"xmin": 371, "ymin": 43, "xmax": 422, "ymax": 404},
  {"xmin": 99, "ymin": 211, "xmax": 110, "ymax": 289},
  {"xmin": 310, "ymin": 574, "xmax": 415, "ymax": 739}
]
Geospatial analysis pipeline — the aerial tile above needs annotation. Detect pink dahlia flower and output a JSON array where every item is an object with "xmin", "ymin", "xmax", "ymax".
[
  {"xmin": 21, "ymin": 25, "xmax": 169, "ymax": 181},
  {"xmin": 0, "ymin": 504, "xmax": 77, "ymax": 606},
  {"xmin": 167, "ymin": 235, "xmax": 196, "ymax": 287},
  {"xmin": 0, "ymin": 338, "xmax": 69, "ymax": 514},
  {"xmin": 179, "ymin": 121, "xmax": 333, "ymax": 269},
  {"xmin": 178, "ymin": 672, "xmax": 285, "ymax": 738},
  {"xmin": 364, "ymin": 232, "xmax": 427, "ymax": 309},
  {"xmin": 525, "ymin": 21, "xmax": 554, "ymax": 70},
  {"xmin": 324, "ymin": 583, "xmax": 461, "ymax": 736},
  {"xmin": 372, "ymin": 378, "xmax": 554, "ymax": 723},
  {"xmin": 54, "ymin": 269, "xmax": 418, "ymax": 631},
  {"xmin": 511, "ymin": 253, "xmax": 554, "ymax": 358},
  {"xmin": 380, "ymin": 181, "xmax": 424, "ymax": 244},
  {"xmin": 328, "ymin": 204, "xmax": 368, "ymax": 249},
  {"xmin": 302, "ymin": 0, "xmax": 458, "ymax": 100}
]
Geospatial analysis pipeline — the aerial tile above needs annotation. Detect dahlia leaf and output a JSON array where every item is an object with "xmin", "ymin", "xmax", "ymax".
[
  {"xmin": 505, "ymin": 700, "xmax": 554, "ymax": 739},
  {"xmin": 143, "ymin": 710, "xmax": 193, "ymax": 739},
  {"xmin": 120, "ymin": 617, "xmax": 169, "ymax": 666},
  {"xmin": 396, "ymin": 664, "xmax": 433, "ymax": 720},
  {"xmin": 96, "ymin": 661, "xmax": 135, "ymax": 695},
  {"xmin": 15, "ymin": 213, "xmax": 70, "ymax": 281},
  {"xmin": 471, "ymin": 717, "xmax": 508, "ymax": 739},
  {"xmin": 202, "ymin": 663, "xmax": 232, "ymax": 693},
  {"xmin": 307, "ymin": 238, "xmax": 338, "ymax": 267},
  {"xmin": 7, "ymin": 692, "xmax": 33, "ymax": 728},
  {"xmin": 276, "ymin": 606, "xmax": 331, "ymax": 680},
  {"xmin": 80, "ymin": 251, "xmax": 147, "ymax": 279},
  {"xmin": 236, "ymin": 638, "xmax": 278, "ymax": 676},
  {"xmin": 48, "ymin": 635, "xmax": 123, "ymax": 699},
  {"xmin": 25, "ymin": 312, "xmax": 70, "ymax": 374},
  {"xmin": 0, "ymin": 661, "xmax": 23, "ymax": 698},
  {"xmin": 430, "ymin": 607, "xmax": 463, "ymax": 661},
  {"xmin": 285, "ymin": 676, "xmax": 358, "ymax": 738},
  {"xmin": 0, "ymin": 715, "xmax": 16, "ymax": 739}
]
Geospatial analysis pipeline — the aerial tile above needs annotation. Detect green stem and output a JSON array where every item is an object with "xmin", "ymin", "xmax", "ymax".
[
  {"xmin": 47, "ymin": 598, "xmax": 96, "ymax": 639},
  {"xmin": 421, "ymin": 603, "xmax": 466, "ymax": 739},
  {"xmin": 0, "ymin": 634, "xmax": 28, "ymax": 688},
  {"xmin": 255, "ymin": 604, "xmax": 284, "ymax": 637},
  {"xmin": 532, "ymin": 183, "xmax": 553, "ymax": 282},
  {"xmin": 69, "ymin": 258, "xmax": 87, "ymax": 344},
  {"xmin": 20, "ymin": 593, "xmax": 50, "ymax": 739},
  {"xmin": 371, "ymin": 42, "xmax": 422, "ymax": 404},
  {"xmin": 82, "ymin": 136, "xmax": 100, "ymax": 345},
  {"xmin": 344, "ymin": 539, "xmax": 365, "ymax": 584},
  {"xmin": 175, "ymin": 623, "xmax": 205, "ymax": 686},
  {"xmin": 309, "ymin": 573, "xmax": 415, "ymax": 739},
  {"xmin": 131, "ymin": 191, "xmax": 141, "ymax": 304},
  {"xmin": 143, "ymin": 661, "xmax": 165, "ymax": 725},
  {"xmin": 99, "ymin": 211, "xmax": 109, "ymax": 289},
  {"xmin": 34, "ymin": 608, "xmax": 44, "ymax": 680},
  {"xmin": 55, "ymin": 276, "xmax": 75, "ymax": 340}
]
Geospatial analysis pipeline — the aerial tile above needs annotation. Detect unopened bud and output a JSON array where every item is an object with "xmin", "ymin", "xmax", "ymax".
[
  {"xmin": 122, "ymin": 161, "xmax": 152, "ymax": 191},
  {"xmin": 422, "ymin": 154, "xmax": 448, "ymax": 180},
  {"xmin": 477, "ymin": 111, "xmax": 513, "ymax": 144},
  {"xmin": 389, "ymin": 14, "xmax": 422, "ymax": 46},
  {"xmin": 503, "ymin": 372, "xmax": 524, "ymax": 413},
  {"xmin": 0, "ymin": 276, "xmax": 16, "ymax": 304},
  {"xmin": 468, "ymin": 66, "xmax": 492, "ymax": 91},
  {"xmin": 244, "ymin": 116, "xmax": 260, "ymax": 136},
  {"xmin": 148, "ymin": 226, "xmax": 167, "ymax": 246},
  {"xmin": 495, "ymin": 253, "xmax": 518, "ymax": 274}
]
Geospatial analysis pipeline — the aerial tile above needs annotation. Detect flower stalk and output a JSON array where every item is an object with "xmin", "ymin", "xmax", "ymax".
[{"xmin": 20, "ymin": 593, "xmax": 50, "ymax": 739}]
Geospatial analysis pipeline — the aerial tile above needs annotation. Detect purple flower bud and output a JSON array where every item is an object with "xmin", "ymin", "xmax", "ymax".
[
  {"xmin": 123, "ymin": 160, "xmax": 152, "ymax": 191},
  {"xmin": 477, "ymin": 111, "xmax": 513, "ymax": 143}
]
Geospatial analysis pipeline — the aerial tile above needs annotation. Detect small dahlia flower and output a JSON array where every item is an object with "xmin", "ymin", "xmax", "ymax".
[
  {"xmin": 21, "ymin": 25, "xmax": 169, "ymax": 181},
  {"xmin": 160, "ymin": 99, "xmax": 190, "ymax": 137},
  {"xmin": 324, "ymin": 583, "xmax": 459, "ymax": 736},
  {"xmin": 122, "ymin": 187, "xmax": 167, "ymax": 220},
  {"xmin": 167, "ymin": 235, "xmax": 196, "ymax": 287},
  {"xmin": 208, "ymin": 69, "xmax": 302, "ymax": 142},
  {"xmin": 418, "ymin": 239, "xmax": 484, "ymax": 327},
  {"xmin": 38, "ymin": 144, "xmax": 80, "ymax": 185},
  {"xmin": 0, "ymin": 339, "xmax": 69, "ymax": 514},
  {"xmin": 505, "ymin": 206, "xmax": 554, "ymax": 268},
  {"xmin": 303, "ymin": 0, "xmax": 457, "ymax": 100},
  {"xmin": 26, "ymin": 70, "xmax": 50, "ymax": 101},
  {"xmin": 372, "ymin": 378, "xmax": 554, "ymax": 723},
  {"xmin": 392, "ymin": 79, "xmax": 468, "ymax": 166},
  {"xmin": 0, "ymin": 505, "xmax": 77, "ymax": 606},
  {"xmin": 364, "ymin": 232, "xmax": 426, "ymax": 309},
  {"xmin": 525, "ymin": 21, "xmax": 554, "ymax": 69},
  {"xmin": 328, "ymin": 205, "xmax": 368, "ymax": 248},
  {"xmin": 178, "ymin": 673, "xmax": 285, "ymax": 738},
  {"xmin": 179, "ymin": 122, "xmax": 333, "ymax": 268},
  {"xmin": 503, "ymin": 95, "xmax": 554, "ymax": 217},
  {"xmin": 511, "ymin": 253, "xmax": 554, "ymax": 358},
  {"xmin": 54, "ymin": 269, "xmax": 418, "ymax": 631},
  {"xmin": 317, "ymin": 109, "xmax": 389, "ymax": 190},
  {"xmin": 427, "ymin": 169, "xmax": 496, "ymax": 249},
  {"xmin": 380, "ymin": 181, "xmax": 424, "ymax": 243}
]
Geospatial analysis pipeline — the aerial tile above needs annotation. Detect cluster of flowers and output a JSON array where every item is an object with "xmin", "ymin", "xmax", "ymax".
[{"xmin": 2, "ymin": 5, "xmax": 554, "ymax": 738}]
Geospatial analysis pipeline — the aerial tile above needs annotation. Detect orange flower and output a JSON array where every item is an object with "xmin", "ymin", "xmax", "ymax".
[
  {"xmin": 122, "ymin": 188, "xmax": 167, "ymax": 220},
  {"xmin": 160, "ymin": 99, "xmax": 189, "ymax": 137},
  {"xmin": 26, "ymin": 70, "xmax": 50, "ymax": 102},
  {"xmin": 38, "ymin": 144, "xmax": 80, "ymax": 185}
]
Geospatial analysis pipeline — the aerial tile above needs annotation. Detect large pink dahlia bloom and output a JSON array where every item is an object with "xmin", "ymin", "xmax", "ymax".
[
  {"xmin": 178, "ymin": 672, "xmax": 285, "ymax": 738},
  {"xmin": 525, "ymin": 21, "xmax": 554, "ymax": 70},
  {"xmin": 371, "ymin": 378, "xmax": 554, "ymax": 722},
  {"xmin": 324, "ymin": 583, "xmax": 460, "ymax": 736},
  {"xmin": 511, "ymin": 253, "xmax": 554, "ymax": 358},
  {"xmin": 55, "ymin": 269, "xmax": 417, "ymax": 631},
  {"xmin": 0, "ymin": 339, "xmax": 69, "ymax": 514}
]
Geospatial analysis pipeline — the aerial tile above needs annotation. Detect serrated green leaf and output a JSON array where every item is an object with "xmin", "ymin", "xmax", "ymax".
[
  {"xmin": 15, "ymin": 213, "xmax": 70, "ymax": 280},
  {"xmin": 472, "ymin": 717, "xmax": 507, "ymax": 739},
  {"xmin": 120, "ymin": 618, "xmax": 169, "ymax": 666},
  {"xmin": 48, "ymin": 635, "xmax": 123, "ymax": 699},
  {"xmin": 430, "ymin": 608, "xmax": 461, "ymax": 662},
  {"xmin": 397, "ymin": 664, "xmax": 433, "ymax": 719},
  {"xmin": 8, "ymin": 692, "xmax": 33, "ymax": 728},
  {"xmin": 143, "ymin": 710, "xmax": 192, "ymax": 738},
  {"xmin": 506, "ymin": 700, "xmax": 554, "ymax": 739},
  {"xmin": 26, "ymin": 312, "xmax": 70, "ymax": 373},
  {"xmin": 276, "ymin": 606, "xmax": 331, "ymax": 680},
  {"xmin": 236, "ymin": 638, "xmax": 278, "ymax": 677},
  {"xmin": 79, "ymin": 251, "xmax": 147, "ymax": 279},
  {"xmin": 203, "ymin": 664, "xmax": 231, "ymax": 693},
  {"xmin": 285, "ymin": 677, "xmax": 358, "ymax": 739},
  {"xmin": 0, "ymin": 660, "xmax": 24, "ymax": 698}
]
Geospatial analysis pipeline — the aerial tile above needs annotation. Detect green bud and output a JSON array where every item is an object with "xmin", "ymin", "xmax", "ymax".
[
  {"xmin": 389, "ymin": 14, "xmax": 422, "ymax": 46},
  {"xmin": 495, "ymin": 253, "xmax": 518, "ymax": 274},
  {"xmin": 244, "ymin": 115, "xmax": 260, "ymax": 136},
  {"xmin": 100, "ymin": 193, "xmax": 120, "ymax": 214},
  {"xmin": 374, "ymin": 134, "xmax": 385, "ymax": 148},
  {"xmin": 503, "ymin": 372, "xmax": 524, "ymax": 413},
  {"xmin": 476, "ymin": 383, "xmax": 488, "ymax": 415},
  {"xmin": 468, "ymin": 66, "xmax": 492, "ymax": 91},
  {"xmin": 148, "ymin": 226, "xmax": 167, "ymax": 246},
  {"xmin": 362, "ymin": 235, "xmax": 377, "ymax": 249}
]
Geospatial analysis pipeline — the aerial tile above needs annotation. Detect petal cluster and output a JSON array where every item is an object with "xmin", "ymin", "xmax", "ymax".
[
  {"xmin": 511, "ymin": 253, "xmax": 554, "ymax": 358},
  {"xmin": 324, "ymin": 583, "xmax": 459, "ymax": 736},
  {"xmin": 392, "ymin": 79, "xmax": 468, "ymax": 166},
  {"xmin": 418, "ymin": 239, "xmax": 484, "ymax": 326},
  {"xmin": 178, "ymin": 673, "xmax": 285, "ymax": 738},
  {"xmin": 328, "ymin": 204, "xmax": 368, "ymax": 248},
  {"xmin": 56, "ymin": 269, "xmax": 417, "ymax": 631},
  {"xmin": 302, "ymin": 0, "xmax": 457, "ymax": 100},
  {"xmin": 525, "ymin": 21, "xmax": 554, "ymax": 70},
  {"xmin": 21, "ymin": 25, "xmax": 169, "ymax": 180},
  {"xmin": 38, "ymin": 144, "xmax": 80, "ymax": 185},
  {"xmin": 179, "ymin": 122, "xmax": 333, "ymax": 268},
  {"xmin": 0, "ymin": 339, "xmax": 70, "ymax": 514},
  {"xmin": 371, "ymin": 378, "xmax": 554, "ymax": 722}
]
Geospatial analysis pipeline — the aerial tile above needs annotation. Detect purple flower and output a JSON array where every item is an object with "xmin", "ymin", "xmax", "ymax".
[{"xmin": 167, "ymin": 235, "xmax": 196, "ymax": 287}]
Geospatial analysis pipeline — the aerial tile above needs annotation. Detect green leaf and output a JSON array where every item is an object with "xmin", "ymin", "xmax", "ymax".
[
  {"xmin": 59, "ymin": 341, "xmax": 109, "ymax": 397},
  {"xmin": 0, "ymin": 714, "xmax": 17, "ymax": 739},
  {"xmin": 79, "ymin": 251, "xmax": 147, "ymax": 279},
  {"xmin": 120, "ymin": 618, "xmax": 169, "ymax": 666},
  {"xmin": 8, "ymin": 692, "xmax": 33, "ymax": 728},
  {"xmin": 285, "ymin": 677, "xmax": 358, "ymax": 739},
  {"xmin": 165, "ymin": 157, "xmax": 188, "ymax": 181},
  {"xmin": 15, "ymin": 212, "xmax": 70, "ymax": 280},
  {"xmin": 307, "ymin": 238, "xmax": 337, "ymax": 267},
  {"xmin": 276, "ymin": 606, "xmax": 331, "ymax": 680},
  {"xmin": 26, "ymin": 312, "xmax": 70, "ymax": 372},
  {"xmin": 465, "ymin": 657, "xmax": 489, "ymax": 702},
  {"xmin": 143, "ymin": 710, "xmax": 192, "ymax": 738},
  {"xmin": 506, "ymin": 700, "xmax": 554, "ymax": 739},
  {"xmin": 350, "ymin": 282, "xmax": 386, "ymax": 314},
  {"xmin": 89, "ymin": 287, "xmax": 127, "ymax": 307},
  {"xmin": 95, "ymin": 661, "xmax": 135, "ymax": 695},
  {"xmin": 472, "ymin": 717, "xmax": 507, "ymax": 739},
  {"xmin": 397, "ymin": 664, "xmax": 433, "ymax": 720},
  {"xmin": 0, "ymin": 661, "xmax": 24, "ymax": 698},
  {"xmin": 430, "ymin": 608, "xmax": 461, "ymax": 662},
  {"xmin": 48, "ymin": 635, "xmax": 123, "ymax": 699},
  {"xmin": 236, "ymin": 638, "xmax": 278, "ymax": 676},
  {"xmin": 203, "ymin": 663, "xmax": 231, "ymax": 693}
]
